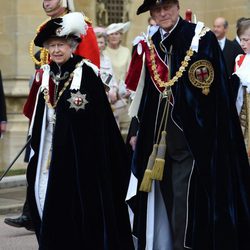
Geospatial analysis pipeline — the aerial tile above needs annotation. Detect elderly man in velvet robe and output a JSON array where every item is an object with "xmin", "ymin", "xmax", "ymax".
[{"xmin": 125, "ymin": 0, "xmax": 250, "ymax": 249}]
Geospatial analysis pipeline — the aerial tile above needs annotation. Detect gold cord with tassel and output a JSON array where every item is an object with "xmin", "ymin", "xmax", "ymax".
[
  {"xmin": 139, "ymin": 144, "xmax": 158, "ymax": 192},
  {"xmin": 151, "ymin": 46, "xmax": 173, "ymax": 181},
  {"xmin": 139, "ymin": 46, "xmax": 173, "ymax": 192},
  {"xmin": 151, "ymin": 89, "xmax": 170, "ymax": 180},
  {"xmin": 151, "ymin": 131, "xmax": 167, "ymax": 180},
  {"xmin": 139, "ymin": 93, "xmax": 170, "ymax": 191}
]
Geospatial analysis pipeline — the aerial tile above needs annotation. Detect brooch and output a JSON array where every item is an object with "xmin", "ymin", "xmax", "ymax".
[
  {"xmin": 67, "ymin": 90, "xmax": 89, "ymax": 111},
  {"xmin": 188, "ymin": 60, "xmax": 214, "ymax": 95}
]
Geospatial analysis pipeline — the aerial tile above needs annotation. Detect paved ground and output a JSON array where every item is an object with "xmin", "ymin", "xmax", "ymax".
[
  {"xmin": 0, "ymin": 175, "xmax": 26, "ymax": 216},
  {"xmin": 0, "ymin": 131, "xmax": 28, "ymax": 172},
  {"xmin": 0, "ymin": 175, "xmax": 38, "ymax": 249},
  {"xmin": 0, "ymin": 214, "xmax": 37, "ymax": 250}
]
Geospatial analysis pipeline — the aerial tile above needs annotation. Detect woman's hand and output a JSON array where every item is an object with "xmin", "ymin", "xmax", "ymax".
[{"xmin": 108, "ymin": 87, "xmax": 118, "ymax": 104}]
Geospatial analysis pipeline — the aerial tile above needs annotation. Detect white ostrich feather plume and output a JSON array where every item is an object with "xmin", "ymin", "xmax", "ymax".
[
  {"xmin": 61, "ymin": 0, "xmax": 75, "ymax": 12},
  {"xmin": 59, "ymin": 12, "xmax": 88, "ymax": 38}
]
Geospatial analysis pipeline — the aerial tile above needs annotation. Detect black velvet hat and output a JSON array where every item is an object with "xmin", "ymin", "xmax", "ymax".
[
  {"xmin": 137, "ymin": 0, "xmax": 179, "ymax": 15},
  {"xmin": 34, "ymin": 18, "xmax": 63, "ymax": 47},
  {"xmin": 34, "ymin": 12, "xmax": 87, "ymax": 47}
]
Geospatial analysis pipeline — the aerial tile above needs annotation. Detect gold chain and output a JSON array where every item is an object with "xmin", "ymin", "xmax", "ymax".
[
  {"xmin": 149, "ymin": 37, "xmax": 194, "ymax": 88},
  {"xmin": 43, "ymin": 72, "xmax": 74, "ymax": 109}
]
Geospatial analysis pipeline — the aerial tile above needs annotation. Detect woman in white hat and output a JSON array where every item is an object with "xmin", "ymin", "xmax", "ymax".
[
  {"xmin": 94, "ymin": 27, "xmax": 115, "ymax": 87},
  {"xmin": 104, "ymin": 22, "xmax": 132, "ymax": 131}
]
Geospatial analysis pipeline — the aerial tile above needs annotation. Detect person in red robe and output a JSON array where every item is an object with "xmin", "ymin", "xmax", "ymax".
[{"xmin": 30, "ymin": 0, "xmax": 100, "ymax": 68}]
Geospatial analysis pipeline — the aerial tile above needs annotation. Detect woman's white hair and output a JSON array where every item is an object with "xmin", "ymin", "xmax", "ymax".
[
  {"xmin": 44, "ymin": 37, "xmax": 79, "ymax": 52},
  {"xmin": 66, "ymin": 37, "xmax": 79, "ymax": 51}
]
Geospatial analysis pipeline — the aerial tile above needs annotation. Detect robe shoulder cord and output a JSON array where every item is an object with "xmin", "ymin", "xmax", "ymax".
[{"xmin": 139, "ymin": 46, "xmax": 173, "ymax": 192}]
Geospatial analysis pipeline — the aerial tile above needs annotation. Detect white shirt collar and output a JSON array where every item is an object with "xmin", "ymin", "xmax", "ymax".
[
  {"xmin": 218, "ymin": 37, "xmax": 226, "ymax": 50},
  {"xmin": 160, "ymin": 17, "xmax": 180, "ymax": 40}
]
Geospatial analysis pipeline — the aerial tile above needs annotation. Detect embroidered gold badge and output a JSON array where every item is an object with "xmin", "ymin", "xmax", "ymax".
[{"xmin": 188, "ymin": 60, "xmax": 214, "ymax": 95}]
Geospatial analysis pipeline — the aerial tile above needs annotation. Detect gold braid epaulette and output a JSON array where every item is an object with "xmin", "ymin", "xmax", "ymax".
[
  {"xmin": 29, "ymin": 18, "xmax": 50, "ymax": 66},
  {"xmin": 84, "ymin": 16, "xmax": 92, "ymax": 24}
]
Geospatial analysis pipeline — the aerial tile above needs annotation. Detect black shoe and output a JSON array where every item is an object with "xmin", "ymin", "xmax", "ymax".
[{"xmin": 4, "ymin": 215, "xmax": 35, "ymax": 231}]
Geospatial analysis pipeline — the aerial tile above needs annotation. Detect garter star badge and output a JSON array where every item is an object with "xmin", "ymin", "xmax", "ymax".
[
  {"xmin": 67, "ymin": 91, "xmax": 88, "ymax": 111},
  {"xmin": 188, "ymin": 60, "xmax": 214, "ymax": 95}
]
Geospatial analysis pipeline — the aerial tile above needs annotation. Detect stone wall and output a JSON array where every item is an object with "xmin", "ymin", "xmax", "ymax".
[
  {"xmin": 1, "ymin": 0, "xmax": 248, "ymax": 84},
  {"xmin": 1, "ymin": 0, "xmax": 248, "ymax": 76},
  {"xmin": 0, "ymin": 0, "xmax": 248, "ymax": 171},
  {"xmin": 0, "ymin": 0, "xmax": 47, "ymax": 136}
]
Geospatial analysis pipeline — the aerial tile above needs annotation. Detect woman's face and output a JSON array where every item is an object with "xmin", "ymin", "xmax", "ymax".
[
  {"xmin": 46, "ymin": 38, "xmax": 73, "ymax": 65},
  {"xmin": 107, "ymin": 32, "xmax": 122, "ymax": 47},
  {"xmin": 97, "ymin": 36, "xmax": 106, "ymax": 52},
  {"xmin": 240, "ymin": 27, "xmax": 250, "ymax": 54}
]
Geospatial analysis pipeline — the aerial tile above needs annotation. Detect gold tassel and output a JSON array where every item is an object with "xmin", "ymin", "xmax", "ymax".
[
  {"xmin": 139, "ymin": 169, "xmax": 153, "ymax": 192},
  {"xmin": 151, "ymin": 131, "xmax": 167, "ymax": 180},
  {"xmin": 139, "ymin": 144, "xmax": 158, "ymax": 192}
]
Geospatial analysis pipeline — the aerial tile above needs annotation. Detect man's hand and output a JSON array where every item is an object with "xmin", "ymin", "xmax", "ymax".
[{"xmin": 129, "ymin": 136, "xmax": 137, "ymax": 151}]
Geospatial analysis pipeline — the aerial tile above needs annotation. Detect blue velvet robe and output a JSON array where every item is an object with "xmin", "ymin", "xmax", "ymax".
[{"xmin": 130, "ymin": 17, "xmax": 250, "ymax": 250}]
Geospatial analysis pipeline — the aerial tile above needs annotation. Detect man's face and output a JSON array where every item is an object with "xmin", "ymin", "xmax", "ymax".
[
  {"xmin": 150, "ymin": 2, "xmax": 179, "ymax": 32},
  {"xmin": 46, "ymin": 38, "xmax": 73, "ymax": 65},
  {"xmin": 43, "ymin": 0, "xmax": 66, "ymax": 18},
  {"xmin": 213, "ymin": 18, "xmax": 227, "ymax": 40}
]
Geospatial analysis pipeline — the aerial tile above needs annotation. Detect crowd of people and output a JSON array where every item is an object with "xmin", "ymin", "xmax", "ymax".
[
  {"xmin": 1, "ymin": 0, "xmax": 250, "ymax": 249},
  {"xmin": 95, "ymin": 21, "xmax": 132, "ymax": 131}
]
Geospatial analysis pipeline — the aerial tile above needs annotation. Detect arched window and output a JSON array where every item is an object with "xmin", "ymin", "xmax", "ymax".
[{"xmin": 107, "ymin": 0, "xmax": 124, "ymax": 24}]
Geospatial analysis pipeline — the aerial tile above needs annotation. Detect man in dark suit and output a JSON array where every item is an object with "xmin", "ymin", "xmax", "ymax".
[
  {"xmin": 213, "ymin": 17, "xmax": 243, "ymax": 76},
  {"xmin": 0, "ymin": 70, "xmax": 7, "ymax": 138}
]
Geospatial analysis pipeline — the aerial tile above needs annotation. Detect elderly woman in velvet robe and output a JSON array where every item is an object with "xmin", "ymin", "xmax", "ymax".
[{"xmin": 23, "ymin": 12, "xmax": 134, "ymax": 250}]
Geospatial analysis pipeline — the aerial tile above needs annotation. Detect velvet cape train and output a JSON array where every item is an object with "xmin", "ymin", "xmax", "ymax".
[
  {"xmin": 128, "ymin": 18, "xmax": 250, "ymax": 250},
  {"xmin": 24, "ymin": 55, "xmax": 134, "ymax": 250}
]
